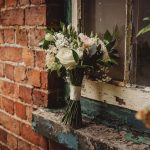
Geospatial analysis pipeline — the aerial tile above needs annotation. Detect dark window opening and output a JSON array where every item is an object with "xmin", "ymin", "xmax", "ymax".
[
  {"xmin": 133, "ymin": 0, "xmax": 150, "ymax": 87},
  {"xmin": 81, "ymin": 0, "xmax": 126, "ymax": 81}
]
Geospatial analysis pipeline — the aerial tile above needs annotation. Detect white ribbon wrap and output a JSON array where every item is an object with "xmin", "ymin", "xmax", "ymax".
[{"xmin": 70, "ymin": 85, "xmax": 81, "ymax": 101}]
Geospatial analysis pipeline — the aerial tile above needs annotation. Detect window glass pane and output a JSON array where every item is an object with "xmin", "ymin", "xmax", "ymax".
[
  {"xmin": 82, "ymin": 0, "xmax": 126, "ymax": 81},
  {"xmin": 133, "ymin": 0, "xmax": 150, "ymax": 86}
]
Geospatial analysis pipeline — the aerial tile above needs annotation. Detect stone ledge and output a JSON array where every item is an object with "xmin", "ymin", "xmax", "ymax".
[{"xmin": 32, "ymin": 108, "xmax": 150, "ymax": 150}]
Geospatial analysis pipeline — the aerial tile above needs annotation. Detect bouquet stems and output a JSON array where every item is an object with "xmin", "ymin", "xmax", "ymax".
[{"xmin": 62, "ymin": 68, "xmax": 84, "ymax": 129}]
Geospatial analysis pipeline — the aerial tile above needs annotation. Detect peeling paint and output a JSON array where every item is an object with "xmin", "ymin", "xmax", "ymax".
[{"xmin": 57, "ymin": 133, "xmax": 78, "ymax": 150}]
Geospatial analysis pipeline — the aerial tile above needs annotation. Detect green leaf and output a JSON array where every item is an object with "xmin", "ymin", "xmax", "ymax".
[
  {"xmin": 143, "ymin": 17, "xmax": 150, "ymax": 21},
  {"xmin": 106, "ymin": 39, "xmax": 116, "ymax": 50},
  {"xmin": 137, "ymin": 24, "xmax": 150, "ymax": 36},
  {"xmin": 104, "ymin": 30, "xmax": 112, "ymax": 42},
  {"xmin": 72, "ymin": 50, "xmax": 79, "ymax": 63}
]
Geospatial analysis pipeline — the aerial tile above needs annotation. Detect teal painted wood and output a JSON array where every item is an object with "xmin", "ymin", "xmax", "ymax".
[
  {"xmin": 80, "ymin": 98, "xmax": 150, "ymax": 134},
  {"xmin": 64, "ymin": 0, "xmax": 72, "ymax": 24}
]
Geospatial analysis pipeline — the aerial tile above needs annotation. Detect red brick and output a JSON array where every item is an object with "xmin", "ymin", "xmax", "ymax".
[
  {"xmin": 15, "ymin": 102, "xmax": 27, "ymax": 120},
  {"xmin": 20, "ymin": 123, "xmax": 48, "ymax": 149},
  {"xmin": 19, "ymin": 0, "xmax": 29, "ymax": 5},
  {"xmin": 7, "ymin": 134, "xmax": 17, "ymax": 150},
  {"xmin": 25, "ymin": 6, "xmax": 46, "ymax": 26},
  {"xmin": 22, "ymin": 48, "xmax": 34, "ymax": 67},
  {"xmin": 1, "ymin": 9, "xmax": 24, "ymax": 26},
  {"xmin": 6, "ymin": 0, "xmax": 17, "ymax": 7},
  {"xmin": 0, "ymin": 63, "xmax": 4, "ymax": 77},
  {"xmin": 4, "ymin": 29, "xmax": 15, "ymax": 44},
  {"xmin": 0, "ymin": 144, "xmax": 11, "ymax": 150},
  {"xmin": 2, "ymin": 97, "xmax": 14, "ymax": 115},
  {"xmin": 19, "ymin": 85, "xmax": 32, "ymax": 104},
  {"xmin": 1, "ymin": 81, "xmax": 15, "ymax": 97},
  {"xmin": 35, "ymin": 50, "xmax": 46, "ymax": 68},
  {"xmin": 4, "ymin": 64, "xmax": 14, "ymax": 80},
  {"xmin": 0, "ymin": 128, "xmax": 7, "ymax": 143},
  {"xmin": 16, "ymin": 29, "xmax": 28, "ymax": 46},
  {"xmin": 0, "ymin": 0, "xmax": 4, "ymax": 8},
  {"xmin": 14, "ymin": 66, "xmax": 26, "ymax": 82},
  {"xmin": 0, "ymin": 30, "xmax": 4, "ymax": 44},
  {"xmin": 33, "ymin": 89, "xmax": 48, "ymax": 107},
  {"xmin": 31, "ymin": 146, "xmax": 42, "ymax": 150},
  {"xmin": 0, "ymin": 80, "xmax": 4, "ymax": 93},
  {"xmin": 41, "ymin": 71, "xmax": 48, "ymax": 90},
  {"xmin": 0, "ymin": 47, "xmax": 22, "ymax": 62},
  {"xmin": 31, "ymin": 0, "xmax": 45, "ymax": 4},
  {"xmin": 49, "ymin": 140, "xmax": 69, "ymax": 150},
  {"xmin": 26, "ymin": 106, "xmax": 32, "ymax": 122},
  {"xmin": 0, "ymin": 96, "xmax": 2, "ymax": 109},
  {"xmin": 14, "ymin": 84, "xmax": 19, "ymax": 98},
  {"xmin": 18, "ymin": 139, "xmax": 31, "ymax": 150},
  {"xmin": 29, "ymin": 29, "xmax": 45, "ymax": 47},
  {"xmin": 27, "ymin": 69, "xmax": 41, "ymax": 87},
  {"xmin": 0, "ymin": 112, "xmax": 20, "ymax": 135}
]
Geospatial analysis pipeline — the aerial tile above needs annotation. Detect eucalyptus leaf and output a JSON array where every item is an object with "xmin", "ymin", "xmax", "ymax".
[{"xmin": 72, "ymin": 50, "xmax": 79, "ymax": 63}]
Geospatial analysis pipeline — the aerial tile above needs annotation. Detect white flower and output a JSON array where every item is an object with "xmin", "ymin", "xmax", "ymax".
[
  {"xmin": 54, "ymin": 33, "xmax": 64, "ymax": 40},
  {"xmin": 45, "ymin": 33, "xmax": 54, "ymax": 41},
  {"xmin": 55, "ymin": 38, "xmax": 69, "ymax": 49},
  {"xmin": 56, "ymin": 48, "xmax": 83, "ymax": 70}
]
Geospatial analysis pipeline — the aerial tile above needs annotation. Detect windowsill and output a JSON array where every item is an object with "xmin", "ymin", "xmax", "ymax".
[
  {"xmin": 32, "ymin": 108, "xmax": 150, "ymax": 150},
  {"xmin": 82, "ymin": 79, "xmax": 150, "ymax": 111}
]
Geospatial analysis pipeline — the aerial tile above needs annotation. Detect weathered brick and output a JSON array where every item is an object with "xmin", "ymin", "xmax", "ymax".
[
  {"xmin": 4, "ymin": 29, "xmax": 15, "ymax": 44},
  {"xmin": 22, "ymin": 48, "xmax": 34, "ymax": 67},
  {"xmin": 15, "ymin": 102, "xmax": 27, "ymax": 120},
  {"xmin": 33, "ymin": 89, "xmax": 48, "ymax": 107},
  {"xmin": 1, "ymin": 81, "xmax": 15, "ymax": 97},
  {"xmin": 4, "ymin": 64, "xmax": 14, "ymax": 80},
  {"xmin": 0, "ymin": 47, "xmax": 22, "ymax": 62},
  {"xmin": 7, "ymin": 134, "xmax": 17, "ymax": 150},
  {"xmin": 0, "ymin": 112, "xmax": 20, "ymax": 135},
  {"xmin": 30, "ymin": 0, "xmax": 45, "ymax": 4},
  {"xmin": 1, "ymin": 9, "xmax": 24, "ymax": 26},
  {"xmin": 19, "ymin": 0, "xmax": 29, "ymax": 5},
  {"xmin": 25, "ymin": 6, "xmax": 46, "ymax": 25},
  {"xmin": 19, "ymin": 85, "xmax": 32, "ymax": 104},
  {"xmin": 14, "ymin": 66, "xmax": 26, "ymax": 82},
  {"xmin": 27, "ymin": 69, "xmax": 41, "ymax": 87},
  {"xmin": 41, "ymin": 71, "xmax": 48, "ymax": 90},
  {"xmin": 0, "ymin": 0, "xmax": 4, "ymax": 8},
  {"xmin": 0, "ymin": 128, "xmax": 7, "ymax": 143},
  {"xmin": 20, "ymin": 123, "xmax": 48, "ymax": 149},
  {"xmin": 6, "ymin": 0, "xmax": 17, "ymax": 7},
  {"xmin": 29, "ymin": 29, "xmax": 45, "ymax": 47},
  {"xmin": 0, "ymin": 144, "xmax": 11, "ymax": 150},
  {"xmin": 0, "ymin": 63, "xmax": 4, "ymax": 77},
  {"xmin": 18, "ymin": 139, "xmax": 31, "ymax": 150},
  {"xmin": 16, "ymin": 29, "xmax": 28, "ymax": 46},
  {"xmin": 26, "ymin": 106, "xmax": 32, "ymax": 122},
  {"xmin": 35, "ymin": 50, "xmax": 46, "ymax": 68},
  {"xmin": 1, "ymin": 96, "xmax": 14, "ymax": 115},
  {"xmin": 0, "ymin": 30, "xmax": 4, "ymax": 44}
]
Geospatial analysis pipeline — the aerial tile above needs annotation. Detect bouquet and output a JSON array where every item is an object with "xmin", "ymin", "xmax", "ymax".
[{"xmin": 40, "ymin": 23, "xmax": 119, "ymax": 128}]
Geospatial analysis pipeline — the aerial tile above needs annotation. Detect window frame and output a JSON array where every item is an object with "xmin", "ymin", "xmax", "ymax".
[{"xmin": 71, "ymin": 0, "xmax": 150, "ymax": 111}]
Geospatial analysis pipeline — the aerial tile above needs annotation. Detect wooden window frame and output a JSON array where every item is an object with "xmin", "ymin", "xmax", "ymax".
[{"xmin": 71, "ymin": 0, "xmax": 150, "ymax": 111}]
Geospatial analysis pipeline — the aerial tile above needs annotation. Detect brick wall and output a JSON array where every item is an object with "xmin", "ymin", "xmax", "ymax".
[{"xmin": 0, "ymin": 0, "xmax": 67, "ymax": 150}]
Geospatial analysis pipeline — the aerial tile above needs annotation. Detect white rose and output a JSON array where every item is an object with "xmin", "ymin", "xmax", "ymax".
[
  {"xmin": 45, "ymin": 33, "xmax": 54, "ymax": 41},
  {"xmin": 56, "ymin": 48, "xmax": 83, "ymax": 70}
]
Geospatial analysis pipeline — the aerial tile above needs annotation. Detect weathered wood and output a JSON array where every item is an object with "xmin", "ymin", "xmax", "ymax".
[{"xmin": 32, "ymin": 108, "xmax": 150, "ymax": 150}]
